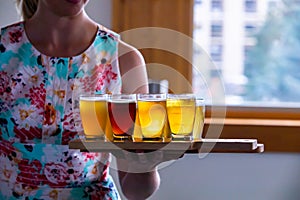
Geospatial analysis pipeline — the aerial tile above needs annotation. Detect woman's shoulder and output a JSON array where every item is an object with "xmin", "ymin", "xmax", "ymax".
[
  {"xmin": 97, "ymin": 24, "xmax": 120, "ymax": 42},
  {"xmin": 1, "ymin": 21, "xmax": 24, "ymax": 33},
  {"xmin": 1, "ymin": 21, "xmax": 25, "ymax": 44},
  {"xmin": 0, "ymin": 21, "xmax": 25, "ymax": 52},
  {"xmin": 96, "ymin": 25, "xmax": 139, "ymax": 55}
]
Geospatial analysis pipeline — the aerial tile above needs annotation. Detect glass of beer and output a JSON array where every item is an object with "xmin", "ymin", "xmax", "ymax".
[
  {"xmin": 137, "ymin": 93, "xmax": 167, "ymax": 141},
  {"xmin": 167, "ymin": 93, "xmax": 196, "ymax": 140},
  {"xmin": 79, "ymin": 94, "xmax": 108, "ymax": 140},
  {"xmin": 193, "ymin": 98, "xmax": 205, "ymax": 140},
  {"xmin": 107, "ymin": 94, "xmax": 137, "ymax": 140}
]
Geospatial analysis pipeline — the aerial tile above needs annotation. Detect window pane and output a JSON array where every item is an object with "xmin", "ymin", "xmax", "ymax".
[
  {"xmin": 210, "ymin": 45, "xmax": 223, "ymax": 61},
  {"xmin": 244, "ymin": 23, "xmax": 258, "ymax": 37},
  {"xmin": 211, "ymin": 23, "xmax": 223, "ymax": 37},
  {"xmin": 193, "ymin": 0, "xmax": 300, "ymax": 106},
  {"xmin": 211, "ymin": 0, "xmax": 223, "ymax": 12},
  {"xmin": 245, "ymin": 0, "xmax": 257, "ymax": 12}
]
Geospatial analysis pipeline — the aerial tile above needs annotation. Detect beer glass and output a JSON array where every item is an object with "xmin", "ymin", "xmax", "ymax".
[
  {"xmin": 193, "ymin": 98, "xmax": 205, "ymax": 140},
  {"xmin": 79, "ymin": 94, "xmax": 108, "ymax": 140},
  {"xmin": 167, "ymin": 93, "xmax": 196, "ymax": 140},
  {"xmin": 137, "ymin": 93, "xmax": 167, "ymax": 141},
  {"xmin": 107, "ymin": 94, "xmax": 137, "ymax": 140}
]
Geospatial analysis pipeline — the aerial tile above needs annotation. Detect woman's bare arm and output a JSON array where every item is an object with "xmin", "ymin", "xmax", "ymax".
[
  {"xmin": 117, "ymin": 41, "xmax": 160, "ymax": 199},
  {"xmin": 118, "ymin": 40, "xmax": 149, "ymax": 94}
]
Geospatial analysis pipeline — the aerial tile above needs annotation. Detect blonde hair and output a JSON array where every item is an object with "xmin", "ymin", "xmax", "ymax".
[{"xmin": 16, "ymin": 0, "xmax": 39, "ymax": 20}]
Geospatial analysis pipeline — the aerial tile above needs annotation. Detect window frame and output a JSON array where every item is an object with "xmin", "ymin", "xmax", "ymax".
[{"xmin": 204, "ymin": 105, "xmax": 300, "ymax": 152}]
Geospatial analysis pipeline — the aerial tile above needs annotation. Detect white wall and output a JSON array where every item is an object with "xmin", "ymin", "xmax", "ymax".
[
  {"xmin": 110, "ymin": 153, "xmax": 300, "ymax": 200},
  {"xmin": 147, "ymin": 153, "xmax": 300, "ymax": 200},
  {"xmin": 85, "ymin": 0, "xmax": 111, "ymax": 28},
  {"xmin": 1, "ymin": 1, "xmax": 300, "ymax": 200},
  {"xmin": 0, "ymin": 0, "xmax": 20, "ymax": 27}
]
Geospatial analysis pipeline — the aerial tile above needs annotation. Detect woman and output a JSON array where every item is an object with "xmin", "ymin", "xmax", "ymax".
[{"xmin": 0, "ymin": 0, "xmax": 160, "ymax": 199}]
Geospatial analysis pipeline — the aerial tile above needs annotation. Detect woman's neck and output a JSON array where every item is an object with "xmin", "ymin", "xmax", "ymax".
[{"xmin": 25, "ymin": 9, "xmax": 98, "ymax": 57}]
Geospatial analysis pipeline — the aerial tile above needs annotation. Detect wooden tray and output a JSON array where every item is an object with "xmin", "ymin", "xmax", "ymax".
[{"xmin": 69, "ymin": 138, "xmax": 264, "ymax": 153}]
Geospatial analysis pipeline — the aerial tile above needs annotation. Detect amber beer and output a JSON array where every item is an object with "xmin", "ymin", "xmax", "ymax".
[
  {"xmin": 167, "ymin": 94, "xmax": 196, "ymax": 140},
  {"xmin": 79, "ymin": 94, "xmax": 108, "ymax": 139},
  {"xmin": 137, "ymin": 94, "xmax": 167, "ymax": 141},
  {"xmin": 108, "ymin": 94, "xmax": 136, "ymax": 140}
]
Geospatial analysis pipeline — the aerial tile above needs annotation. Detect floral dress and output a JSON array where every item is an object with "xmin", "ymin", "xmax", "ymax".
[{"xmin": 0, "ymin": 22, "xmax": 122, "ymax": 200}]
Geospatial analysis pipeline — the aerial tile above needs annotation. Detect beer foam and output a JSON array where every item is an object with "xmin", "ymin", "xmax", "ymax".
[
  {"xmin": 80, "ymin": 96, "xmax": 107, "ymax": 101},
  {"xmin": 138, "ymin": 98, "xmax": 166, "ymax": 102},
  {"xmin": 108, "ymin": 99, "xmax": 136, "ymax": 103}
]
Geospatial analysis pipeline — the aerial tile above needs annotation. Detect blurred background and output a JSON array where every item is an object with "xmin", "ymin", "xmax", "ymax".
[{"xmin": 1, "ymin": 0, "xmax": 300, "ymax": 199}]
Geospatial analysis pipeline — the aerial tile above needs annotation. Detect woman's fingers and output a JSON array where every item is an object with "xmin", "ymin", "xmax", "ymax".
[{"xmin": 117, "ymin": 149, "xmax": 184, "ymax": 173}]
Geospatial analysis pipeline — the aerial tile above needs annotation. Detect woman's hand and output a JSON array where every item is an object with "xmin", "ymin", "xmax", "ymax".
[
  {"xmin": 115, "ymin": 150, "xmax": 183, "ymax": 200},
  {"xmin": 116, "ymin": 149, "xmax": 183, "ymax": 173}
]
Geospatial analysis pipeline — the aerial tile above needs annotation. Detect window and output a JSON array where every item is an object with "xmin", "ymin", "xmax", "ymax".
[
  {"xmin": 244, "ymin": 24, "xmax": 257, "ymax": 37},
  {"xmin": 211, "ymin": 0, "xmax": 223, "ymax": 12},
  {"xmin": 195, "ymin": 0, "xmax": 203, "ymax": 5},
  {"xmin": 244, "ymin": 0, "xmax": 257, "ymax": 12},
  {"xmin": 110, "ymin": 0, "xmax": 300, "ymax": 153},
  {"xmin": 193, "ymin": 0, "xmax": 300, "ymax": 106},
  {"xmin": 210, "ymin": 45, "xmax": 223, "ymax": 61},
  {"xmin": 211, "ymin": 23, "xmax": 223, "ymax": 37}
]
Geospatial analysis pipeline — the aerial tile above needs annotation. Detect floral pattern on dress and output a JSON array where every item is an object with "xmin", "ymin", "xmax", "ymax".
[{"xmin": 0, "ymin": 22, "xmax": 122, "ymax": 199}]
